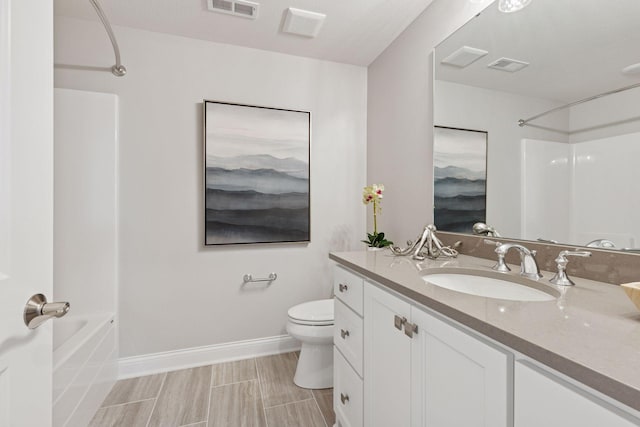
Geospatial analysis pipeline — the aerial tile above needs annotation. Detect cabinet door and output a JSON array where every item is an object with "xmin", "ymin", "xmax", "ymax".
[
  {"xmin": 364, "ymin": 282, "xmax": 412, "ymax": 427},
  {"xmin": 515, "ymin": 361, "xmax": 639, "ymax": 427},
  {"xmin": 411, "ymin": 307, "xmax": 512, "ymax": 427}
]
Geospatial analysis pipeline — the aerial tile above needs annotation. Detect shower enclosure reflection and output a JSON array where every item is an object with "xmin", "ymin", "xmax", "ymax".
[{"xmin": 433, "ymin": 0, "xmax": 640, "ymax": 249}]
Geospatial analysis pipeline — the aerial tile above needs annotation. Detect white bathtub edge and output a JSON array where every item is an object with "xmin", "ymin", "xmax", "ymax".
[
  {"xmin": 53, "ymin": 313, "xmax": 114, "ymax": 371},
  {"xmin": 118, "ymin": 334, "xmax": 301, "ymax": 379}
]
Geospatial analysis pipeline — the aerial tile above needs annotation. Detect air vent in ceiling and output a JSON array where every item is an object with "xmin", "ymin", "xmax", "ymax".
[
  {"xmin": 487, "ymin": 57, "xmax": 529, "ymax": 72},
  {"xmin": 282, "ymin": 8, "xmax": 326, "ymax": 38},
  {"xmin": 441, "ymin": 46, "xmax": 488, "ymax": 68},
  {"xmin": 207, "ymin": 0, "xmax": 259, "ymax": 19}
]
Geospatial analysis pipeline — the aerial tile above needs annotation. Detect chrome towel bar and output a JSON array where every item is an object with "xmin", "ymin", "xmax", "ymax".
[{"xmin": 243, "ymin": 272, "xmax": 277, "ymax": 283}]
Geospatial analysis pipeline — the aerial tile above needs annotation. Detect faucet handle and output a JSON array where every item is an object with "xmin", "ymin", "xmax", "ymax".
[
  {"xmin": 555, "ymin": 250, "xmax": 591, "ymax": 266},
  {"xmin": 484, "ymin": 239, "xmax": 502, "ymax": 247},
  {"xmin": 550, "ymin": 250, "xmax": 591, "ymax": 286}
]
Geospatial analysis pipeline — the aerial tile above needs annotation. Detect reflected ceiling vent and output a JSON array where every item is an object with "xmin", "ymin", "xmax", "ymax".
[
  {"xmin": 207, "ymin": 0, "xmax": 259, "ymax": 19},
  {"xmin": 282, "ymin": 7, "xmax": 326, "ymax": 38},
  {"xmin": 487, "ymin": 57, "xmax": 529, "ymax": 72},
  {"xmin": 441, "ymin": 46, "xmax": 488, "ymax": 68}
]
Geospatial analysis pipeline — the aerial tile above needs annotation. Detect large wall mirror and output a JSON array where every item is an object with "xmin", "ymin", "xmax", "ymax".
[{"xmin": 434, "ymin": 0, "xmax": 640, "ymax": 251}]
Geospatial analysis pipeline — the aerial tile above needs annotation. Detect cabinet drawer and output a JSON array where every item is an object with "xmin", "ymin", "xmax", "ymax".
[
  {"xmin": 334, "ymin": 266, "xmax": 364, "ymax": 315},
  {"xmin": 334, "ymin": 299, "xmax": 363, "ymax": 376},
  {"xmin": 334, "ymin": 348, "xmax": 363, "ymax": 427}
]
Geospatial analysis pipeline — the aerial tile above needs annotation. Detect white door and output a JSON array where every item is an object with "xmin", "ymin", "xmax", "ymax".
[{"xmin": 0, "ymin": 0, "xmax": 55, "ymax": 426}]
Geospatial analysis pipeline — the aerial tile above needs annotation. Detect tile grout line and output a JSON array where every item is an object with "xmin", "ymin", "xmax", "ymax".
[
  {"xmin": 210, "ymin": 378, "xmax": 261, "ymax": 389},
  {"xmin": 205, "ymin": 364, "xmax": 214, "ymax": 426},
  {"xmin": 263, "ymin": 397, "xmax": 316, "ymax": 410},
  {"xmin": 311, "ymin": 392, "xmax": 329, "ymax": 427},
  {"xmin": 145, "ymin": 372, "xmax": 168, "ymax": 427},
  {"xmin": 99, "ymin": 397, "xmax": 157, "ymax": 410},
  {"xmin": 255, "ymin": 357, "xmax": 270, "ymax": 427}
]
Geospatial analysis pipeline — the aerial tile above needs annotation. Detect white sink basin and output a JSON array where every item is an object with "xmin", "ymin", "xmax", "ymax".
[{"xmin": 423, "ymin": 273, "xmax": 556, "ymax": 302}]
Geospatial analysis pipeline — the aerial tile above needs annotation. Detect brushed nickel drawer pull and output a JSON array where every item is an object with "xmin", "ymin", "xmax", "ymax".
[
  {"xmin": 340, "ymin": 329, "xmax": 350, "ymax": 339},
  {"xmin": 340, "ymin": 393, "xmax": 350, "ymax": 404},
  {"xmin": 404, "ymin": 321, "xmax": 418, "ymax": 338},
  {"xmin": 394, "ymin": 315, "xmax": 407, "ymax": 331},
  {"xmin": 339, "ymin": 283, "xmax": 348, "ymax": 292}
]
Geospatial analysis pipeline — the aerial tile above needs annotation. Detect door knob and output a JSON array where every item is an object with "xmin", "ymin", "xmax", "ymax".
[{"xmin": 23, "ymin": 294, "xmax": 70, "ymax": 329}]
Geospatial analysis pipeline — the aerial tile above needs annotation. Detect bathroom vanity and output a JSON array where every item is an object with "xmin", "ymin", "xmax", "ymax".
[{"xmin": 331, "ymin": 250, "xmax": 640, "ymax": 427}]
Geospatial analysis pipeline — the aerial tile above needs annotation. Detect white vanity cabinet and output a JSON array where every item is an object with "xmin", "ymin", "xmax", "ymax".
[
  {"xmin": 363, "ymin": 280, "xmax": 511, "ymax": 427},
  {"xmin": 333, "ymin": 263, "xmax": 640, "ymax": 427},
  {"xmin": 514, "ymin": 361, "xmax": 638, "ymax": 427}
]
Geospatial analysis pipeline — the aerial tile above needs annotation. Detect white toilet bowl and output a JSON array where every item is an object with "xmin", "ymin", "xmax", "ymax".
[{"xmin": 286, "ymin": 299, "xmax": 334, "ymax": 389}]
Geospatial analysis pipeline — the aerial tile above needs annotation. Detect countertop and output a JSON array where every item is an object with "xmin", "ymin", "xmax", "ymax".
[{"xmin": 329, "ymin": 250, "xmax": 640, "ymax": 413}]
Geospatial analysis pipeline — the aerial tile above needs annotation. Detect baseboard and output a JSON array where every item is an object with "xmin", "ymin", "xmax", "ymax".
[{"xmin": 118, "ymin": 335, "xmax": 300, "ymax": 379}]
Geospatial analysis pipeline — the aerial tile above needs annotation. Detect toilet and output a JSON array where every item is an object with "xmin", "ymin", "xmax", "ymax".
[{"xmin": 286, "ymin": 298, "xmax": 334, "ymax": 389}]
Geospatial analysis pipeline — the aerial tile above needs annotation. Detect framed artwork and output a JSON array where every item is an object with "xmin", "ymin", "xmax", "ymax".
[
  {"xmin": 204, "ymin": 101, "xmax": 310, "ymax": 245},
  {"xmin": 433, "ymin": 126, "xmax": 487, "ymax": 233}
]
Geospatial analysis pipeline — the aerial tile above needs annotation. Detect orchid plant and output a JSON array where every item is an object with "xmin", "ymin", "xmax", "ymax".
[{"xmin": 362, "ymin": 184, "xmax": 393, "ymax": 248}]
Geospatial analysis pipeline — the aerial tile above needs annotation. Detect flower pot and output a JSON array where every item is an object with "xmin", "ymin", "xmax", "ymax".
[{"xmin": 366, "ymin": 246, "xmax": 385, "ymax": 252}]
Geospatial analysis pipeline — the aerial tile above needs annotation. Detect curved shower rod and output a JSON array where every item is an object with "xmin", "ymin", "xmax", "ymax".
[
  {"xmin": 89, "ymin": 0, "xmax": 126, "ymax": 77},
  {"xmin": 518, "ymin": 81, "xmax": 640, "ymax": 128}
]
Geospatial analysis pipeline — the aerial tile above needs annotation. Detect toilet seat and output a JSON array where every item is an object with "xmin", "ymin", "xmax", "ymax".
[{"xmin": 287, "ymin": 299, "xmax": 334, "ymax": 326}]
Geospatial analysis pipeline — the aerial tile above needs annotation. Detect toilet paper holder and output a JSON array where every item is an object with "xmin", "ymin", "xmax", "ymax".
[{"xmin": 243, "ymin": 272, "xmax": 278, "ymax": 283}]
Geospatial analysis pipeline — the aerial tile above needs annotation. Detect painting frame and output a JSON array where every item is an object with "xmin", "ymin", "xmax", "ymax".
[
  {"xmin": 203, "ymin": 100, "xmax": 311, "ymax": 246},
  {"xmin": 433, "ymin": 125, "xmax": 488, "ymax": 233}
]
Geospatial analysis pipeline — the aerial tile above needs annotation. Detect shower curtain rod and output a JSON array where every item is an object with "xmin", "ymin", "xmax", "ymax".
[
  {"xmin": 89, "ymin": 0, "xmax": 126, "ymax": 77},
  {"xmin": 518, "ymin": 81, "xmax": 640, "ymax": 128}
]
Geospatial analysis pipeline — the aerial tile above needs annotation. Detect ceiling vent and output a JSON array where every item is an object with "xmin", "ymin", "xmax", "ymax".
[
  {"xmin": 207, "ymin": 0, "xmax": 259, "ymax": 19},
  {"xmin": 441, "ymin": 46, "xmax": 488, "ymax": 68},
  {"xmin": 282, "ymin": 8, "xmax": 326, "ymax": 38},
  {"xmin": 487, "ymin": 57, "xmax": 529, "ymax": 72}
]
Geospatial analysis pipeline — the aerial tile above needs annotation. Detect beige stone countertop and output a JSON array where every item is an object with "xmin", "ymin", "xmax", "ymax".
[{"xmin": 329, "ymin": 250, "xmax": 640, "ymax": 413}]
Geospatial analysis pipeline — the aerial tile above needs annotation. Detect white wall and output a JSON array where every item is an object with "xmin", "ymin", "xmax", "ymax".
[
  {"xmin": 54, "ymin": 89, "xmax": 118, "ymax": 316},
  {"xmin": 54, "ymin": 17, "xmax": 367, "ymax": 358},
  {"xmin": 367, "ymin": 0, "xmax": 493, "ymax": 244},
  {"xmin": 435, "ymin": 81, "xmax": 568, "ymax": 237}
]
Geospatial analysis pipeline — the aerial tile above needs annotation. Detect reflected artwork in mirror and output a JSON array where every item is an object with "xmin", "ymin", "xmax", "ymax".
[
  {"xmin": 433, "ymin": 126, "xmax": 487, "ymax": 233},
  {"xmin": 433, "ymin": 0, "xmax": 640, "ymax": 251}
]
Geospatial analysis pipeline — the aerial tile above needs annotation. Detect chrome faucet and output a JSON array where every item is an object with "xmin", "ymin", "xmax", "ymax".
[
  {"xmin": 549, "ymin": 250, "xmax": 591, "ymax": 286},
  {"xmin": 487, "ymin": 241, "xmax": 542, "ymax": 280}
]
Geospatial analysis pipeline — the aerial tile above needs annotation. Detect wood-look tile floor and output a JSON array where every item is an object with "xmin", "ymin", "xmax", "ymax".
[{"xmin": 90, "ymin": 352, "xmax": 335, "ymax": 427}]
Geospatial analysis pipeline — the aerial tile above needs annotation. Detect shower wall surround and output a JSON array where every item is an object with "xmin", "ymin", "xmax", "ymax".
[
  {"xmin": 54, "ymin": 17, "xmax": 367, "ymax": 364},
  {"xmin": 54, "ymin": 88, "xmax": 118, "ymax": 315}
]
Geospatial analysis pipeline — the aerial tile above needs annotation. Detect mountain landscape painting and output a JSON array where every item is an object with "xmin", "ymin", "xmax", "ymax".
[
  {"xmin": 204, "ymin": 101, "xmax": 310, "ymax": 245},
  {"xmin": 433, "ymin": 126, "xmax": 487, "ymax": 233}
]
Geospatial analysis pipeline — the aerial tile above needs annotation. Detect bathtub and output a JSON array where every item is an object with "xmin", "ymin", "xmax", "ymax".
[{"xmin": 53, "ymin": 313, "xmax": 117, "ymax": 427}]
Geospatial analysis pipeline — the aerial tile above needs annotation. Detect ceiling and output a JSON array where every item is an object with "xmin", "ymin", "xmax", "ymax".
[
  {"xmin": 54, "ymin": 0, "xmax": 436, "ymax": 66},
  {"xmin": 435, "ymin": 0, "xmax": 640, "ymax": 103}
]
